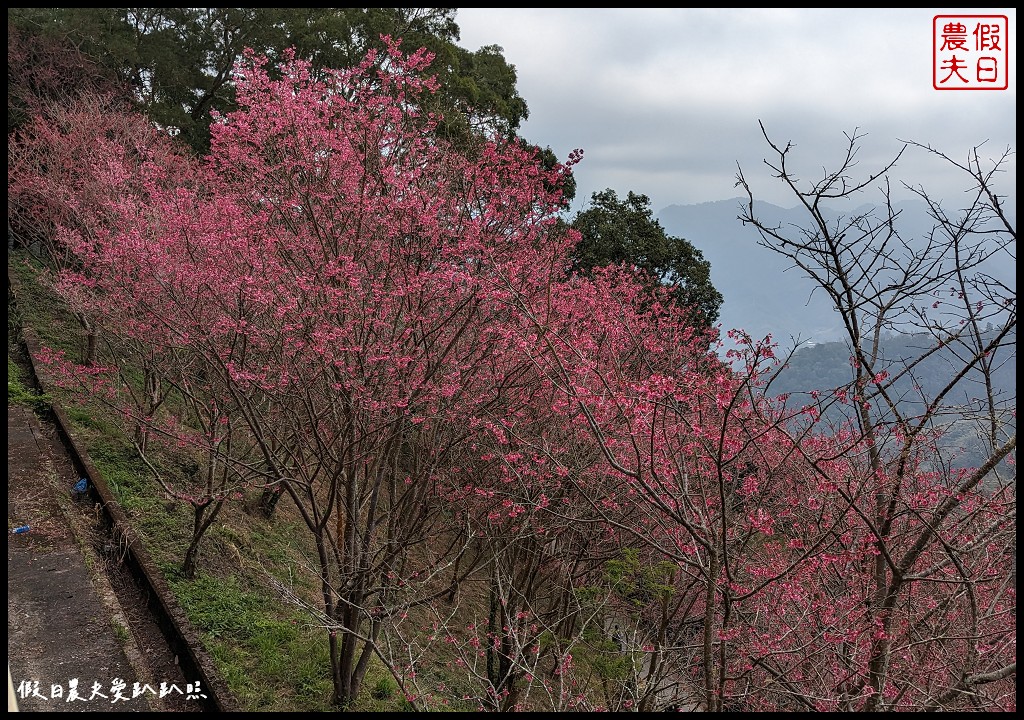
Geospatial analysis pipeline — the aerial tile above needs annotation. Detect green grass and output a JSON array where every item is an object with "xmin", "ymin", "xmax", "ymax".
[
  {"xmin": 7, "ymin": 249, "xmax": 465, "ymax": 713},
  {"xmin": 8, "ymin": 254, "xmax": 83, "ymax": 354},
  {"xmin": 171, "ymin": 573, "xmax": 335, "ymax": 711},
  {"xmin": 8, "ymin": 353, "xmax": 50, "ymax": 410},
  {"xmin": 111, "ymin": 620, "xmax": 132, "ymax": 644},
  {"xmin": 64, "ymin": 404, "xmax": 119, "ymax": 436},
  {"xmin": 77, "ymin": 434, "xmax": 196, "ymax": 570}
]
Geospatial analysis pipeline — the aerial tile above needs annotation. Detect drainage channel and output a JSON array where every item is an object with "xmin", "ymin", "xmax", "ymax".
[{"xmin": 9, "ymin": 272, "xmax": 234, "ymax": 712}]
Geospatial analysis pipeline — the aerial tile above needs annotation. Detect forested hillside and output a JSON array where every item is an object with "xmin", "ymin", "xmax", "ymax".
[
  {"xmin": 768, "ymin": 328, "xmax": 1016, "ymax": 470},
  {"xmin": 770, "ymin": 328, "xmax": 1016, "ymax": 402}
]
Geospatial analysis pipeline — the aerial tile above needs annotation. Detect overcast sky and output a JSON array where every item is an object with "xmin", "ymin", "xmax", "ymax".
[{"xmin": 455, "ymin": 8, "xmax": 1016, "ymax": 215}]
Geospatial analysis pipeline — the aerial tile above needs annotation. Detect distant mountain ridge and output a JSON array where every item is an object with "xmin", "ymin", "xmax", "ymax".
[
  {"xmin": 656, "ymin": 197, "xmax": 1016, "ymax": 351},
  {"xmin": 659, "ymin": 197, "xmax": 845, "ymax": 348},
  {"xmin": 760, "ymin": 328, "xmax": 1016, "ymax": 471},
  {"xmin": 765, "ymin": 327, "xmax": 1017, "ymax": 403}
]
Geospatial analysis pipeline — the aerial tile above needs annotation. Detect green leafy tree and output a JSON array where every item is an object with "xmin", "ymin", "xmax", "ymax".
[
  {"xmin": 8, "ymin": 8, "xmax": 530, "ymax": 154},
  {"xmin": 570, "ymin": 189, "xmax": 723, "ymax": 327}
]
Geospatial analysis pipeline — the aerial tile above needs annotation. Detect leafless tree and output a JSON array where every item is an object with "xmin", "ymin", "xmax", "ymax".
[{"xmin": 734, "ymin": 123, "xmax": 1015, "ymax": 710}]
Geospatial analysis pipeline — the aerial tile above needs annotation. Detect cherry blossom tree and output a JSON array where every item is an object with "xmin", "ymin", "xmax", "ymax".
[
  {"xmin": 8, "ymin": 91, "xmax": 190, "ymax": 362},
  {"xmin": 19, "ymin": 26, "xmax": 1013, "ymax": 711},
  {"xmin": 34, "ymin": 37, "xmax": 586, "ymax": 707},
  {"xmin": 731, "ymin": 124, "xmax": 1016, "ymax": 711}
]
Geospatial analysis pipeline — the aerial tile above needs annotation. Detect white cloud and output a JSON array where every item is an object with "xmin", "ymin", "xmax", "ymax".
[{"xmin": 455, "ymin": 8, "xmax": 1016, "ymax": 213}]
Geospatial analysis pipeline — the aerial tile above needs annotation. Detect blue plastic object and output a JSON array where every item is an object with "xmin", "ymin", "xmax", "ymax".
[
  {"xmin": 72, "ymin": 477, "xmax": 89, "ymax": 502},
  {"xmin": 12, "ymin": 525, "xmax": 31, "ymax": 535}
]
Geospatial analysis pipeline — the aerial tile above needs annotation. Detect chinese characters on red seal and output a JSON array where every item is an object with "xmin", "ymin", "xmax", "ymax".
[{"xmin": 934, "ymin": 15, "xmax": 1008, "ymax": 90}]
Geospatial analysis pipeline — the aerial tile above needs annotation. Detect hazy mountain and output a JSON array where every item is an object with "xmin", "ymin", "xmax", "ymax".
[
  {"xmin": 657, "ymin": 197, "xmax": 1015, "ymax": 352},
  {"xmin": 658, "ymin": 198, "xmax": 838, "ymax": 348},
  {"xmin": 660, "ymin": 191, "xmax": 1017, "ymax": 474},
  {"xmin": 762, "ymin": 328, "xmax": 1016, "ymax": 471},
  {"xmin": 766, "ymin": 327, "xmax": 1017, "ymax": 402}
]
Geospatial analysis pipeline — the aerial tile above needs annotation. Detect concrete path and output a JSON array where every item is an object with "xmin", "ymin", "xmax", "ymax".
[{"xmin": 7, "ymin": 404, "xmax": 158, "ymax": 712}]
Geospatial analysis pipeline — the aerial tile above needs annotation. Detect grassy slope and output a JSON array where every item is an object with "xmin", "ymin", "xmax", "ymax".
[{"xmin": 7, "ymin": 251, "xmax": 416, "ymax": 712}]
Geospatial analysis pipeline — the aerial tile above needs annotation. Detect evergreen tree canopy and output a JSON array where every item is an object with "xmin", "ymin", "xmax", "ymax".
[
  {"xmin": 8, "ymin": 8, "xmax": 530, "ymax": 154},
  {"xmin": 570, "ymin": 189, "xmax": 723, "ymax": 327}
]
